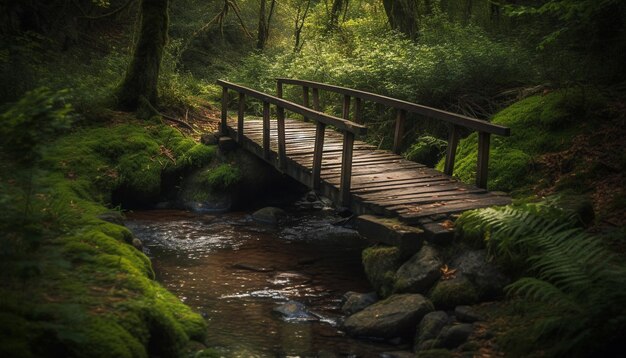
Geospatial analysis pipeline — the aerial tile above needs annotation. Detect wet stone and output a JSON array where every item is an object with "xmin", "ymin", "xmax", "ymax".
[
  {"xmin": 380, "ymin": 351, "xmax": 415, "ymax": 358},
  {"xmin": 341, "ymin": 291, "xmax": 378, "ymax": 315},
  {"xmin": 272, "ymin": 301, "xmax": 318, "ymax": 322},
  {"xmin": 415, "ymin": 311, "xmax": 450, "ymax": 349},
  {"xmin": 252, "ymin": 206, "xmax": 287, "ymax": 225}
]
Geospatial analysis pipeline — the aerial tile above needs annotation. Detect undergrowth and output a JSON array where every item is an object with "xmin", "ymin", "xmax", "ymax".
[{"xmin": 455, "ymin": 199, "xmax": 626, "ymax": 357}]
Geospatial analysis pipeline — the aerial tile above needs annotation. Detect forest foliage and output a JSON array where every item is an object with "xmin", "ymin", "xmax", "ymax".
[{"xmin": 0, "ymin": 0, "xmax": 625, "ymax": 357}]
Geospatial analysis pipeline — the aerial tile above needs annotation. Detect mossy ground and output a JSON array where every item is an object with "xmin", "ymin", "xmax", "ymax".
[
  {"xmin": 437, "ymin": 88, "xmax": 610, "ymax": 195},
  {"xmin": 0, "ymin": 114, "xmax": 215, "ymax": 357}
]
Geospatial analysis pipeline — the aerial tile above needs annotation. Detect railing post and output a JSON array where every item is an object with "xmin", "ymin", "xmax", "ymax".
[
  {"xmin": 277, "ymin": 105, "xmax": 287, "ymax": 170},
  {"xmin": 342, "ymin": 95, "xmax": 351, "ymax": 119},
  {"xmin": 312, "ymin": 122, "xmax": 326, "ymax": 189},
  {"xmin": 262, "ymin": 101, "xmax": 270, "ymax": 160},
  {"xmin": 354, "ymin": 97, "xmax": 363, "ymax": 124},
  {"xmin": 444, "ymin": 125, "xmax": 460, "ymax": 176},
  {"xmin": 340, "ymin": 131, "xmax": 355, "ymax": 208},
  {"xmin": 476, "ymin": 132, "xmax": 491, "ymax": 189},
  {"xmin": 220, "ymin": 86, "xmax": 228, "ymax": 135},
  {"xmin": 237, "ymin": 92, "xmax": 245, "ymax": 143},
  {"xmin": 312, "ymin": 88, "xmax": 320, "ymax": 111},
  {"xmin": 302, "ymin": 86, "xmax": 310, "ymax": 122},
  {"xmin": 277, "ymin": 81, "xmax": 283, "ymax": 98},
  {"xmin": 393, "ymin": 109, "xmax": 406, "ymax": 154}
]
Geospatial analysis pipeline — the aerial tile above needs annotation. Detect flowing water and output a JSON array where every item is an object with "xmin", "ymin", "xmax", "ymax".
[{"xmin": 125, "ymin": 209, "xmax": 400, "ymax": 357}]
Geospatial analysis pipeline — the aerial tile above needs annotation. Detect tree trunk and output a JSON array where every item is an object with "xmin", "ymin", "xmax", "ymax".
[
  {"xmin": 382, "ymin": 0, "xmax": 420, "ymax": 40},
  {"xmin": 117, "ymin": 0, "xmax": 169, "ymax": 111},
  {"xmin": 329, "ymin": 0, "xmax": 344, "ymax": 29},
  {"xmin": 256, "ymin": 0, "xmax": 275, "ymax": 50}
]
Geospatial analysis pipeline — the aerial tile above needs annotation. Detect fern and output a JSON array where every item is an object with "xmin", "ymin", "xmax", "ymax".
[{"xmin": 456, "ymin": 199, "xmax": 626, "ymax": 357}]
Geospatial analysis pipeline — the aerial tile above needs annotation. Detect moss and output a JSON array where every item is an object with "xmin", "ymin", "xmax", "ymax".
[
  {"xmin": 429, "ymin": 276, "xmax": 479, "ymax": 310},
  {"xmin": 436, "ymin": 89, "xmax": 605, "ymax": 193},
  {"xmin": 404, "ymin": 135, "xmax": 448, "ymax": 167},
  {"xmin": 201, "ymin": 164, "xmax": 241, "ymax": 190},
  {"xmin": 0, "ymin": 117, "xmax": 209, "ymax": 357},
  {"xmin": 362, "ymin": 246, "xmax": 403, "ymax": 297}
]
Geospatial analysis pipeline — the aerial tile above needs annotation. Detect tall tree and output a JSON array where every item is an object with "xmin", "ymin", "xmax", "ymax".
[
  {"xmin": 117, "ymin": 0, "xmax": 169, "ymax": 111},
  {"xmin": 382, "ymin": 0, "xmax": 420, "ymax": 39},
  {"xmin": 256, "ymin": 0, "xmax": 276, "ymax": 50}
]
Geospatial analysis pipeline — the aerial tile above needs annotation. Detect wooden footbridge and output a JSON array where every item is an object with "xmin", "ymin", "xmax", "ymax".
[{"xmin": 217, "ymin": 79, "xmax": 511, "ymax": 229}]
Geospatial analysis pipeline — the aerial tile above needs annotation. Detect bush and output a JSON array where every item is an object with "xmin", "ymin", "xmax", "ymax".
[{"xmin": 404, "ymin": 135, "xmax": 448, "ymax": 167}]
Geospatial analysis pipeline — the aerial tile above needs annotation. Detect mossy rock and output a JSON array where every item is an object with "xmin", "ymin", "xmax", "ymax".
[
  {"xmin": 429, "ymin": 276, "xmax": 479, "ymax": 310},
  {"xmin": 362, "ymin": 246, "xmax": 403, "ymax": 298}
]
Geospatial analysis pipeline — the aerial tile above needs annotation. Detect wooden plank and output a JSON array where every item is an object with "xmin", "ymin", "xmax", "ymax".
[
  {"xmin": 277, "ymin": 105, "xmax": 287, "ymax": 169},
  {"xmin": 359, "ymin": 183, "xmax": 480, "ymax": 202},
  {"xmin": 393, "ymin": 109, "xmax": 406, "ymax": 154},
  {"xmin": 398, "ymin": 196, "xmax": 512, "ymax": 221},
  {"xmin": 476, "ymin": 132, "xmax": 490, "ymax": 189}
]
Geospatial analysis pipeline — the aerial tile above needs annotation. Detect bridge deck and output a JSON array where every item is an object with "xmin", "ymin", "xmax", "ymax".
[{"xmin": 226, "ymin": 117, "xmax": 510, "ymax": 224}]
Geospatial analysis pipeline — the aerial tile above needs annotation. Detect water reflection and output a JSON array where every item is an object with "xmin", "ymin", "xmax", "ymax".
[{"xmin": 126, "ymin": 210, "xmax": 398, "ymax": 357}]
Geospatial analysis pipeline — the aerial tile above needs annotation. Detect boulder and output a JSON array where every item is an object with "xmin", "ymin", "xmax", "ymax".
[
  {"xmin": 429, "ymin": 276, "xmax": 479, "ymax": 310},
  {"xmin": 451, "ymin": 250, "xmax": 509, "ymax": 299},
  {"xmin": 393, "ymin": 244, "xmax": 442, "ymax": 294},
  {"xmin": 272, "ymin": 301, "xmax": 317, "ymax": 322},
  {"xmin": 362, "ymin": 246, "xmax": 403, "ymax": 297},
  {"xmin": 440, "ymin": 323, "xmax": 474, "ymax": 349},
  {"xmin": 356, "ymin": 215, "xmax": 424, "ymax": 258},
  {"xmin": 252, "ymin": 207, "xmax": 287, "ymax": 225},
  {"xmin": 341, "ymin": 291, "xmax": 378, "ymax": 315},
  {"xmin": 343, "ymin": 294, "xmax": 434, "ymax": 339},
  {"xmin": 415, "ymin": 311, "xmax": 450, "ymax": 349},
  {"xmin": 454, "ymin": 306, "xmax": 483, "ymax": 323},
  {"xmin": 415, "ymin": 349, "xmax": 454, "ymax": 358}
]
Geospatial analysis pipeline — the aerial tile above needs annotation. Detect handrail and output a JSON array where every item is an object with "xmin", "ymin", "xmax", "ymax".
[
  {"xmin": 217, "ymin": 80, "xmax": 367, "ymax": 135},
  {"xmin": 276, "ymin": 78, "xmax": 511, "ymax": 189},
  {"xmin": 217, "ymin": 79, "xmax": 365, "ymax": 207},
  {"xmin": 276, "ymin": 78, "xmax": 510, "ymax": 136}
]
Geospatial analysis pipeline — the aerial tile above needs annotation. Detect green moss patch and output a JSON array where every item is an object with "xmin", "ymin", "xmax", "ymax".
[
  {"xmin": 437, "ymin": 89, "xmax": 605, "ymax": 193},
  {"xmin": 362, "ymin": 246, "xmax": 403, "ymax": 298},
  {"xmin": 0, "ymin": 115, "xmax": 212, "ymax": 357}
]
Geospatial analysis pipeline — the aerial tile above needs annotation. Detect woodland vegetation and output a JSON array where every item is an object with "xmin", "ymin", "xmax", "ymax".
[{"xmin": 0, "ymin": 0, "xmax": 625, "ymax": 357}]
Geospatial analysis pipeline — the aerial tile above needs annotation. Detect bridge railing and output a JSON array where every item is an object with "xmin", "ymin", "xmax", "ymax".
[
  {"xmin": 276, "ymin": 78, "xmax": 510, "ymax": 189},
  {"xmin": 217, "ymin": 80, "xmax": 367, "ymax": 206}
]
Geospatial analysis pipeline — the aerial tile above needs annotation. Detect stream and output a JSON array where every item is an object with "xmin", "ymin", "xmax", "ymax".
[{"xmin": 125, "ymin": 209, "xmax": 400, "ymax": 357}]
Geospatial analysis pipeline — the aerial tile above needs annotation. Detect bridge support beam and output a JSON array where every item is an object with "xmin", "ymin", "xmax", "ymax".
[
  {"xmin": 220, "ymin": 86, "xmax": 228, "ymax": 135},
  {"xmin": 340, "ymin": 132, "xmax": 355, "ymax": 207}
]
